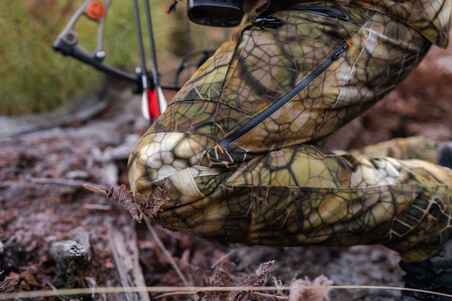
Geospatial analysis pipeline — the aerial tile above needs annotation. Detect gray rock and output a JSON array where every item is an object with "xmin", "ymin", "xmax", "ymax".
[
  {"xmin": 50, "ymin": 231, "xmax": 91, "ymax": 264},
  {"xmin": 49, "ymin": 229, "xmax": 91, "ymax": 289}
]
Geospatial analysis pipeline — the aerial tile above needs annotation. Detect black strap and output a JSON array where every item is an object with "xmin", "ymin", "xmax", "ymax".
[{"xmin": 218, "ymin": 42, "xmax": 348, "ymax": 150}]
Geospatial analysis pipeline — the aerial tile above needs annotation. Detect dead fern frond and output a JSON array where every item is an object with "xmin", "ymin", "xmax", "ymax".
[{"xmin": 288, "ymin": 276, "xmax": 333, "ymax": 301}]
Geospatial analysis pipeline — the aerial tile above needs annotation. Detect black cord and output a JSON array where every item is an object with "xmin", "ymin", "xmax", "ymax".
[{"xmin": 143, "ymin": 0, "xmax": 162, "ymax": 88}]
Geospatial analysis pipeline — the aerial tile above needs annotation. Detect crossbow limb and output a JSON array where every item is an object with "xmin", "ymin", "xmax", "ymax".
[
  {"xmin": 53, "ymin": 0, "xmax": 215, "ymax": 120},
  {"xmin": 53, "ymin": 0, "xmax": 140, "ymax": 85},
  {"xmin": 53, "ymin": 0, "xmax": 180, "ymax": 120}
]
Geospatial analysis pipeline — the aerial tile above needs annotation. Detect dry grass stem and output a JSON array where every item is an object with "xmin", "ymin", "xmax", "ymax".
[
  {"xmin": 143, "ymin": 216, "xmax": 190, "ymax": 286},
  {"xmin": 2, "ymin": 285, "xmax": 452, "ymax": 300}
]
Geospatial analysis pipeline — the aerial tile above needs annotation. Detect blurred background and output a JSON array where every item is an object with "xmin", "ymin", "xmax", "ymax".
[
  {"xmin": 1, "ymin": 1, "xmax": 452, "ymax": 300},
  {"xmin": 0, "ymin": 0, "xmax": 227, "ymax": 115}
]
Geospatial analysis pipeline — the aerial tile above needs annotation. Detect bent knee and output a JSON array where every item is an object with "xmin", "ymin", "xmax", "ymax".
[
  {"xmin": 128, "ymin": 131, "xmax": 218, "ymax": 193},
  {"xmin": 128, "ymin": 131, "xmax": 226, "ymax": 229}
]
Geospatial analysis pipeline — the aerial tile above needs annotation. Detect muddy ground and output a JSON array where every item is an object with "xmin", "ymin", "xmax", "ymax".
[{"xmin": 1, "ymin": 43, "xmax": 451, "ymax": 301}]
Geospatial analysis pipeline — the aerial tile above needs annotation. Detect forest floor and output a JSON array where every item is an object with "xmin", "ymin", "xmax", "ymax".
[{"xmin": 1, "ymin": 45, "xmax": 452, "ymax": 301}]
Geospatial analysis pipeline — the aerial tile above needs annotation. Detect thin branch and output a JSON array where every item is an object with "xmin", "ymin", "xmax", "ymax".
[
  {"xmin": 154, "ymin": 292, "xmax": 198, "ymax": 299},
  {"xmin": 143, "ymin": 216, "xmax": 190, "ymax": 286},
  {"xmin": 154, "ymin": 291, "xmax": 288, "ymax": 300},
  {"xmin": 0, "ymin": 178, "xmax": 93, "ymax": 189},
  {"xmin": 1, "ymin": 285, "xmax": 452, "ymax": 300},
  {"xmin": 253, "ymin": 292, "xmax": 288, "ymax": 300},
  {"xmin": 28, "ymin": 177, "xmax": 93, "ymax": 188},
  {"xmin": 211, "ymin": 250, "xmax": 235, "ymax": 269}
]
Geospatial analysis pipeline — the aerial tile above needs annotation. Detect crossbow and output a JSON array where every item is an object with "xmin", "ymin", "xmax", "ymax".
[{"xmin": 53, "ymin": 0, "xmax": 213, "ymax": 120}]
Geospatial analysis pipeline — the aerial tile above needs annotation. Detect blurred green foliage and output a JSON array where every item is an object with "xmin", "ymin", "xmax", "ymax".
[
  {"xmin": 0, "ymin": 0, "xmax": 132, "ymax": 114},
  {"xmin": 0, "ymin": 0, "xmax": 226, "ymax": 115}
]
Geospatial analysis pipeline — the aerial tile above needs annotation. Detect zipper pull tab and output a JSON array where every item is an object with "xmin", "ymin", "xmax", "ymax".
[{"xmin": 253, "ymin": 16, "xmax": 284, "ymax": 29}]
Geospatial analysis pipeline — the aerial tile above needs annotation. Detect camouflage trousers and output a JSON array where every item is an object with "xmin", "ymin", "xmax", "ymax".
[{"xmin": 128, "ymin": 2, "xmax": 452, "ymax": 263}]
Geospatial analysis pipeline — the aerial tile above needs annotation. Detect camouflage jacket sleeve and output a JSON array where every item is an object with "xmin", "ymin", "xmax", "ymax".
[
  {"xmin": 347, "ymin": 0, "xmax": 452, "ymax": 48},
  {"xmin": 253, "ymin": 0, "xmax": 452, "ymax": 48}
]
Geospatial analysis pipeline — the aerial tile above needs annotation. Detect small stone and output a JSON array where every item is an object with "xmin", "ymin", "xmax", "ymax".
[
  {"xmin": 49, "ymin": 229, "xmax": 91, "ymax": 289},
  {"xmin": 49, "ymin": 238, "xmax": 90, "ymax": 265}
]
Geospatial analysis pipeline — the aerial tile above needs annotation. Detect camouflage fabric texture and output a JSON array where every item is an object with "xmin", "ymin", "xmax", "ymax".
[
  {"xmin": 254, "ymin": 0, "xmax": 452, "ymax": 48},
  {"xmin": 128, "ymin": 1, "xmax": 452, "ymax": 263},
  {"xmin": 344, "ymin": 0, "xmax": 452, "ymax": 48}
]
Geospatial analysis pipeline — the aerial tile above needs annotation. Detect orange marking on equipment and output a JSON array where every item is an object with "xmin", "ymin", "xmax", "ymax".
[{"xmin": 85, "ymin": 0, "xmax": 106, "ymax": 22}]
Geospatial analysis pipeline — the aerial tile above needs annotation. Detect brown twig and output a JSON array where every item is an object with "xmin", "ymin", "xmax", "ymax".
[
  {"xmin": 0, "ymin": 177, "xmax": 92, "ymax": 189},
  {"xmin": 4, "ymin": 177, "xmax": 142, "ymax": 220},
  {"xmin": 29, "ymin": 177, "xmax": 92, "ymax": 188},
  {"xmin": 253, "ymin": 292, "xmax": 288, "ymax": 300},
  {"xmin": 84, "ymin": 183, "xmax": 143, "ymax": 220},
  {"xmin": 143, "ymin": 216, "xmax": 190, "ymax": 287},
  {"xmin": 85, "ymin": 181, "xmax": 191, "ymax": 287}
]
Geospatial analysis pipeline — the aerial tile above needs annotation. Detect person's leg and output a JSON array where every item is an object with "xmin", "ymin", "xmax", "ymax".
[
  {"xmin": 130, "ymin": 134, "xmax": 452, "ymax": 256},
  {"xmin": 130, "ymin": 135, "xmax": 452, "ymax": 299},
  {"xmin": 152, "ymin": 3, "xmax": 433, "ymax": 155},
  {"xmin": 338, "ymin": 137, "xmax": 452, "ymax": 299},
  {"xmin": 130, "ymin": 132, "xmax": 452, "ymax": 259},
  {"xmin": 349, "ymin": 136, "xmax": 445, "ymax": 164},
  {"xmin": 128, "ymin": 3, "xmax": 451, "ymax": 299},
  {"xmin": 230, "ymin": 146, "xmax": 452, "ymax": 300}
]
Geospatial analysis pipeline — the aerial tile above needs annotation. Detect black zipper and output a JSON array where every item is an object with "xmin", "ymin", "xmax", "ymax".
[{"xmin": 213, "ymin": 41, "xmax": 349, "ymax": 151}]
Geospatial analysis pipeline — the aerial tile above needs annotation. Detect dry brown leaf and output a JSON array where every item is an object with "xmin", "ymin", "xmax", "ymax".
[{"xmin": 288, "ymin": 275, "xmax": 333, "ymax": 301}]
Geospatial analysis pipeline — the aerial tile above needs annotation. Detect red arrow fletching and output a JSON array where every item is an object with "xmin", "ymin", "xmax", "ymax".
[{"xmin": 148, "ymin": 89, "xmax": 161, "ymax": 120}]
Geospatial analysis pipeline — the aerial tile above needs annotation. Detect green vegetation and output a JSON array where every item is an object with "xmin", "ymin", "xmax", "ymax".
[
  {"xmin": 0, "ymin": 0, "xmax": 226, "ymax": 115},
  {"xmin": 0, "ymin": 1, "xmax": 130, "ymax": 114},
  {"xmin": 0, "ymin": 1, "xmax": 144, "ymax": 115}
]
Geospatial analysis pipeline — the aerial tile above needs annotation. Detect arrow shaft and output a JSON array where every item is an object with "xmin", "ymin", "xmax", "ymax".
[
  {"xmin": 132, "ymin": 0, "xmax": 149, "ymax": 89},
  {"xmin": 143, "ymin": 0, "xmax": 161, "ymax": 87}
]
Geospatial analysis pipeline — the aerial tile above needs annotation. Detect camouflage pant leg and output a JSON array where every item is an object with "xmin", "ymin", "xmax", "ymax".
[
  {"xmin": 128, "ymin": 6, "xmax": 452, "ymax": 263},
  {"xmin": 356, "ymin": 138, "xmax": 452, "ymax": 298},
  {"xmin": 129, "ymin": 132, "xmax": 452, "ymax": 262},
  {"xmin": 350, "ymin": 136, "xmax": 441, "ymax": 163}
]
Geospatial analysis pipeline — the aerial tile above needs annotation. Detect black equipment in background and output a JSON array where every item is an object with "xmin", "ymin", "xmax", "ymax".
[{"xmin": 187, "ymin": 0, "xmax": 244, "ymax": 27}]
